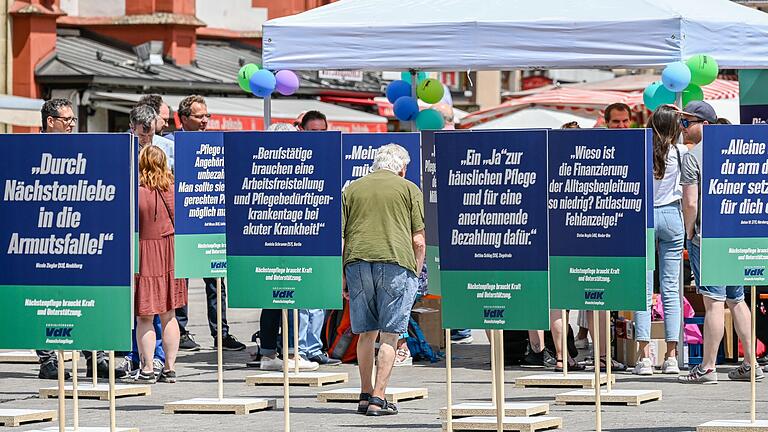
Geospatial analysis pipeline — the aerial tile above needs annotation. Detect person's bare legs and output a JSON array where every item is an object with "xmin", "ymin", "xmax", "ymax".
[
  {"xmin": 528, "ymin": 330, "xmax": 545, "ymax": 353},
  {"xmin": 158, "ymin": 310, "xmax": 179, "ymax": 372},
  {"xmin": 357, "ymin": 330, "xmax": 378, "ymax": 398},
  {"xmin": 550, "ymin": 310, "xmax": 568, "ymax": 368},
  {"xmin": 136, "ymin": 315, "xmax": 156, "ymax": 374},
  {"xmin": 701, "ymin": 297, "xmax": 725, "ymax": 370},
  {"xmin": 728, "ymin": 299, "xmax": 756, "ymax": 367},
  {"xmin": 637, "ymin": 340, "xmax": 650, "ymax": 361},
  {"xmin": 586, "ymin": 311, "xmax": 609, "ymax": 357},
  {"xmin": 368, "ymin": 332, "xmax": 399, "ymax": 411}
]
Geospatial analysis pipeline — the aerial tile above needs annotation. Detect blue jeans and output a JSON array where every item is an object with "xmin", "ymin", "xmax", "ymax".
[
  {"xmin": 687, "ymin": 240, "xmax": 744, "ymax": 302},
  {"xmin": 345, "ymin": 261, "xmax": 418, "ymax": 335},
  {"xmin": 635, "ymin": 203, "xmax": 683, "ymax": 342},
  {"xmin": 287, "ymin": 309, "xmax": 325, "ymax": 359}
]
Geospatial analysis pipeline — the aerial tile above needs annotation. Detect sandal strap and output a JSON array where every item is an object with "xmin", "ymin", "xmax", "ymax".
[
  {"xmin": 358, "ymin": 392, "xmax": 371, "ymax": 402},
  {"xmin": 368, "ymin": 396, "xmax": 388, "ymax": 408}
]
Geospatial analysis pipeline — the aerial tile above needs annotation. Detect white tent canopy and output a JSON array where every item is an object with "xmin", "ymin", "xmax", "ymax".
[{"xmin": 263, "ymin": 0, "xmax": 768, "ymax": 71}]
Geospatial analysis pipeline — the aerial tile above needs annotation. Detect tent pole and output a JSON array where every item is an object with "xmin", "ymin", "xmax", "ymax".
[
  {"xmin": 264, "ymin": 96, "xmax": 272, "ymax": 130},
  {"xmin": 410, "ymin": 70, "xmax": 418, "ymax": 132}
]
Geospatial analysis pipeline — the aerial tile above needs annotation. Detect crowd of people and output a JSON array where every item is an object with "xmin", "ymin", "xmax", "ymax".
[{"xmin": 29, "ymin": 95, "xmax": 767, "ymax": 416}]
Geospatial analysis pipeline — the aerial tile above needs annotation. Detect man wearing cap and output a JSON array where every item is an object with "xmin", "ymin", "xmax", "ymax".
[{"xmin": 678, "ymin": 101, "xmax": 764, "ymax": 383}]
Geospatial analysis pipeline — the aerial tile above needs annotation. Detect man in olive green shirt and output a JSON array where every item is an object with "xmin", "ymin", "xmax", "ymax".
[{"xmin": 342, "ymin": 144, "xmax": 426, "ymax": 416}]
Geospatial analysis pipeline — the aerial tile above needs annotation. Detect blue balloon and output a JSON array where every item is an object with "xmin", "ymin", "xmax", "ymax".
[
  {"xmin": 249, "ymin": 69, "xmax": 276, "ymax": 98},
  {"xmin": 643, "ymin": 81, "xmax": 676, "ymax": 111},
  {"xmin": 386, "ymin": 80, "xmax": 412, "ymax": 104},
  {"xmin": 393, "ymin": 96, "xmax": 419, "ymax": 121},
  {"xmin": 661, "ymin": 61, "xmax": 691, "ymax": 93}
]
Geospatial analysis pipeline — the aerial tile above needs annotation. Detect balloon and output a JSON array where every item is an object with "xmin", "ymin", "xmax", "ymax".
[
  {"xmin": 415, "ymin": 108, "xmax": 445, "ymax": 130},
  {"xmin": 275, "ymin": 70, "xmax": 300, "ymax": 96},
  {"xmin": 687, "ymin": 54, "xmax": 719, "ymax": 86},
  {"xmin": 682, "ymin": 83, "xmax": 704, "ymax": 107},
  {"xmin": 643, "ymin": 81, "xmax": 676, "ymax": 111},
  {"xmin": 401, "ymin": 71, "xmax": 427, "ymax": 84},
  {"xmin": 249, "ymin": 69, "xmax": 276, "ymax": 98},
  {"xmin": 393, "ymin": 96, "xmax": 420, "ymax": 121},
  {"xmin": 661, "ymin": 61, "xmax": 691, "ymax": 93},
  {"xmin": 386, "ymin": 80, "xmax": 412, "ymax": 104},
  {"xmin": 237, "ymin": 63, "xmax": 259, "ymax": 93},
  {"xmin": 417, "ymin": 78, "xmax": 445, "ymax": 104}
]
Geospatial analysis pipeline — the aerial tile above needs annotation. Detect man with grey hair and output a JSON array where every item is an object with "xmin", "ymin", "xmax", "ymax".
[
  {"xmin": 130, "ymin": 104, "xmax": 159, "ymax": 151},
  {"xmin": 342, "ymin": 143, "xmax": 425, "ymax": 416}
]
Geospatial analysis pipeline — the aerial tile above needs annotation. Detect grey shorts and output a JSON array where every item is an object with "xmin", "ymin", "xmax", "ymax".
[{"xmin": 345, "ymin": 261, "xmax": 418, "ymax": 335}]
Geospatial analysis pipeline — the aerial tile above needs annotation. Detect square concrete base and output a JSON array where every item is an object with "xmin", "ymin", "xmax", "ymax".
[
  {"xmin": 163, "ymin": 397, "xmax": 276, "ymax": 415},
  {"xmin": 555, "ymin": 389, "xmax": 661, "ymax": 406},
  {"xmin": 245, "ymin": 371, "xmax": 348, "ymax": 387},
  {"xmin": 514, "ymin": 373, "xmax": 614, "ymax": 389},
  {"xmin": 317, "ymin": 387, "xmax": 428, "ymax": 403},
  {"xmin": 0, "ymin": 351, "xmax": 78, "ymax": 364},
  {"xmin": 27, "ymin": 427, "xmax": 138, "ymax": 432},
  {"xmin": 0, "ymin": 409, "xmax": 57, "ymax": 427},
  {"xmin": 444, "ymin": 415, "xmax": 562, "ymax": 431},
  {"xmin": 39, "ymin": 383, "xmax": 151, "ymax": 400},
  {"xmin": 440, "ymin": 402, "xmax": 550, "ymax": 419},
  {"xmin": 697, "ymin": 420, "xmax": 768, "ymax": 431}
]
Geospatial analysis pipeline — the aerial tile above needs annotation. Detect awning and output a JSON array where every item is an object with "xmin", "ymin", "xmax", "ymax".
[
  {"xmin": 0, "ymin": 95, "xmax": 44, "ymax": 127},
  {"xmin": 88, "ymin": 92, "xmax": 388, "ymax": 133}
]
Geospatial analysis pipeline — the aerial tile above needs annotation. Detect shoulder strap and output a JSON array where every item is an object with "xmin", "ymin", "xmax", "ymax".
[
  {"xmin": 158, "ymin": 190, "xmax": 174, "ymax": 226},
  {"xmin": 674, "ymin": 144, "xmax": 683, "ymax": 173}
]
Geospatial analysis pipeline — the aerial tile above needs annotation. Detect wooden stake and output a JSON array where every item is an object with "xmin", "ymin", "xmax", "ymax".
[
  {"xmin": 445, "ymin": 328, "xmax": 453, "ymax": 432},
  {"xmin": 490, "ymin": 331, "xmax": 496, "ymax": 405},
  {"xmin": 561, "ymin": 310, "xmax": 568, "ymax": 377},
  {"xmin": 57, "ymin": 351, "xmax": 65, "ymax": 432},
  {"xmin": 751, "ymin": 286, "xmax": 757, "ymax": 424},
  {"xmin": 109, "ymin": 351, "xmax": 115, "ymax": 432},
  {"xmin": 605, "ymin": 312, "xmax": 612, "ymax": 392},
  {"xmin": 282, "ymin": 309, "xmax": 290, "ymax": 432},
  {"xmin": 593, "ymin": 311, "xmax": 602, "ymax": 432},
  {"xmin": 293, "ymin": 309, "xmax": 300, "ymax": 374},
  {"xmin": 216, "ymin": 278, "xmax": 224, "ymax": 401},
  {"xmin": 494, "ymin": 330, "xmax": 504, "ymax": 432},
  {"xmin": 72, "ymin": 351, "xmax": 78, "ymax": 431},
  {"xmin": 92, "ymin": 351, "xmax": 98, "ymax": 387}
]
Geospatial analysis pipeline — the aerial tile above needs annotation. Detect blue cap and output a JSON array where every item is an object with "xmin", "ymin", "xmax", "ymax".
[{"xmin": 682, "ymin": 101, "xmax": 717, "ymax": 124}]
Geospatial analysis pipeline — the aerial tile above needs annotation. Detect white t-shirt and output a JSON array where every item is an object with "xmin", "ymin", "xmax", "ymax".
[{"xmin": 653, "ymin": 143, "xmax": 688, "ymax": 207}]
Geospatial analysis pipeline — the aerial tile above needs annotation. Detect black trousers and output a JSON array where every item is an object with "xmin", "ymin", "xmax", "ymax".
[{"xmin": 176, "ymin": 278, "xmax": 230, "ymax": 338}]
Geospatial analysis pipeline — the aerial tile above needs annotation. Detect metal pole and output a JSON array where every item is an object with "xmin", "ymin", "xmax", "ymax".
[
  {"xmin": 410, "ymin": 70, "xmax": 418, "ymax": 132},
  {"xmin": 605, "ymin": 313, "xmax": 612, "ymax": 392},
  {"xmin": 494, "ymin": 330, "xmax": 504, "ymax": 432},
  {"xmin": 264, "ymin": 96, "xmax": 272, "ymax": 130}
]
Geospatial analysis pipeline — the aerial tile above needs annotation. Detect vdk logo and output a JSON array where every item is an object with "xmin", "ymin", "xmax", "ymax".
[
  {"xmin": 46, "ymin": 327, "xmax": 73, "ymax": 337},
  {"xmin": 483, "ymin": 308, "xmax": 505, "ymax": 318},
  {"xmin": 745, "ymin": 267, "xmax": 765, "ymax": 276},
  {"xmin": 272, "ymin": 290, "xmax": 295, "ymax": 298},
  {"xmin": 211, "ymin": 260, "xmax": 227, "ymax": 270},
  {"xmin": 585, "ymin": 291, "xmax": 604, "ymax": 300}
]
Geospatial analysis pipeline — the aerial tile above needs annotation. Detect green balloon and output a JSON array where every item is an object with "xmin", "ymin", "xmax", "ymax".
[
  {"xmin": 417, "ymin": 78, "xmax": 445, "ymax": 104},
  {"xmin": 237, "ymin": 63, "xmax": 260, "ymax": 93},
  {"xmin": 682, "ymin": 83, "xmax": 704, "ymax": 107},
  {"xmin": 686, "ymin": 54, "xmax": 718, "ymax": 86},
  {"xmin": 415, "ymin": 108, "xmax": 445, "ymax": 130},
  {"xmin": 401, "ymin": 71, "xmax": 427, "ymax": 84}
]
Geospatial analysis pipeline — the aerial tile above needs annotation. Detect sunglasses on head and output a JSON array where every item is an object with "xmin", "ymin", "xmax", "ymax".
[{"xmin": 680, "ymin": 118, "xmax": 704, "ymax": 128}]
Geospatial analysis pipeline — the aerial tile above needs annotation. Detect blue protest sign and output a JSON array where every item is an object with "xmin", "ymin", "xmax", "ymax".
[{"xmin": 342, "ymin": 133, "xmax": 421, "ymax": 189}]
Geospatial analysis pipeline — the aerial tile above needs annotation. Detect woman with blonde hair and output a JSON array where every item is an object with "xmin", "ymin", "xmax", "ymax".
[{"xmin": 127, "ymin": 145, "xmax": 187, "ymax": 384}]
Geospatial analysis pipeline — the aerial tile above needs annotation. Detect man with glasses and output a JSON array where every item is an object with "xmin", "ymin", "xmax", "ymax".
[
  {"xmin": 165, "ymin": 95, "xmax": 245, "ymax": 352},
  {"xmin": 678, "ymin": 101, "xmax": 764, "ymax": 383},
  {"xmin": 37, "ymin": 99, "xmax": 111, "ymax": 379}
]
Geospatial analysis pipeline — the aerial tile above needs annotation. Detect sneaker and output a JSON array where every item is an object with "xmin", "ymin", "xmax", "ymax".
[
  {"xmin": 179, "ymin": 333, "xmax": 201, "ymax": 351},
  {"xmin": 662, "ymin": 357, "xmax": 680, "ymax": 374},
  {"xmin": 157, "ymin": 370, "xmax": 176, "ymax": 383},
  {"xmin": 728, "ymin": 362, "xmax": 765, "ymax": 381},
  {"xmin": 574, "ymin": 338, "xmax": 589, "ymax": 350},
  {"xmin": 523, "ymin": 348, "xmax": 556, "ymax": 368},
  {"xmin": 114, "ymin": 358, "xmax": 134, "ymax": 379},
  {"xmin": 152, "ymin": 359, "xmax": 165, "ymax": 378},
  {"xmin": 217, "ymin": 334, "xmax": 246, "ymax": 351},
  {"xmin": 678, "ymin": 364, "xmax": 718, "ymax": 384},
  {"xmin": 757, "ymin": 354, "xmax": 768, "ymax": 366},
  {"xmin": 764, "ymin": 364, "xmax": 768, "ymax": 374},
  {"xmin": 39, "ymin": 361, "xmax": 70, "ymax": 380},
  {"xmin": 450, "ymin": 329, "xmax": 473, "ymax": 344},
  {"xmin": 122, "ymin": 369, "xmax": 156, "ymax": 384},
  {"xmin": 293, "ymin": 357, "xmax": 320, "ymax": 371},
  {"xmin": 308, "ymin": 353, "xmax": 342, "ymax": 366},
  {"xmin": 260, "ymin": 355, "xmax": 284, "ymax": 371},
  {"xmin": 633, "ymin": 358, "xmax": 654, "ymax": 376},
  {"xmin": 86, "ymin": 359, "xmax": 110, "ymax": 379}
]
